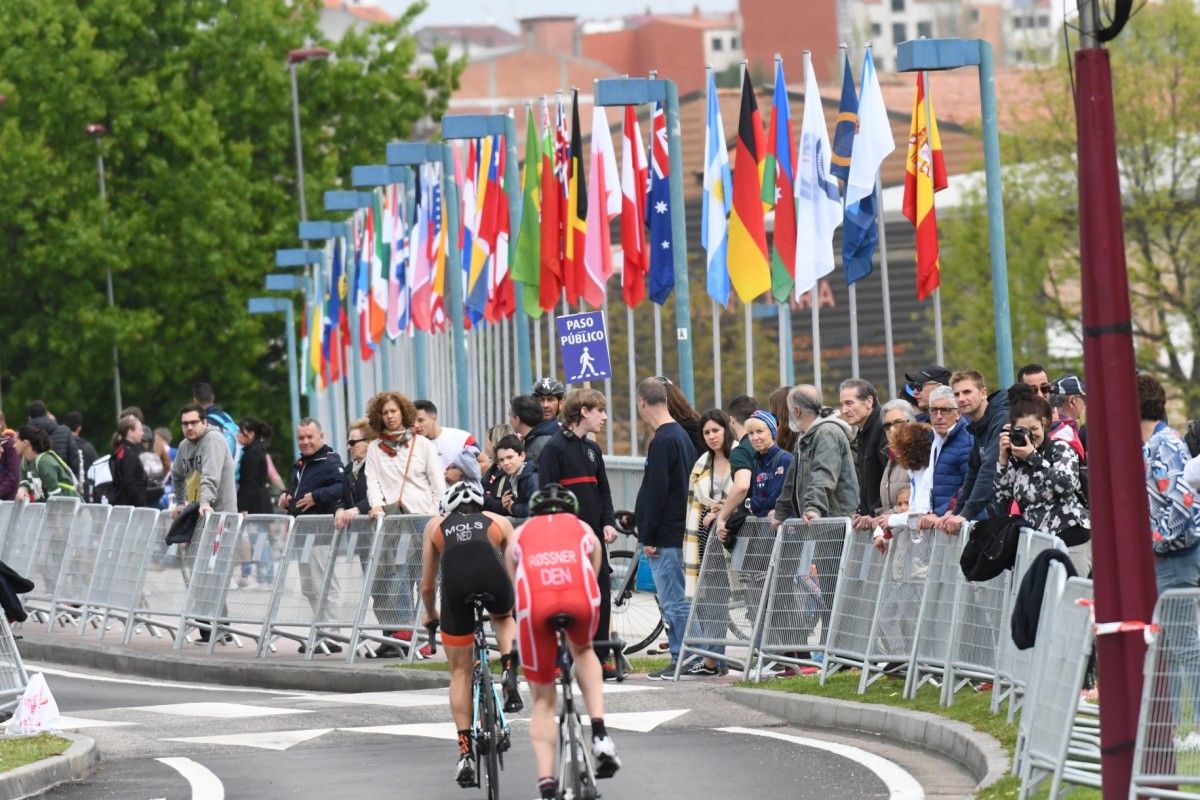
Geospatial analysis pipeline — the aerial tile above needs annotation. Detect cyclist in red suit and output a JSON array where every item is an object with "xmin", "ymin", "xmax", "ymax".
[{"xmin": 507, "ymin": 484, "xmax": 621, "ymax": 800}]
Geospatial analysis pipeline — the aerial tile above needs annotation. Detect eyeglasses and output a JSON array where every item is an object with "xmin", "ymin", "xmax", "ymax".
[
  {"xmin": 882, "ymin": 420, "xmax": 903, "ymax": 430},
  {"xmin": 347, "ymin": 438, "xmax": 367, "ymax": 446},
  {"xmin": 929, "ymin": 406, "xmax": 957, "ymax": 416},
  {"xmin": 180, "ymin": 418, "xmax": 205, "ymax": 428}
]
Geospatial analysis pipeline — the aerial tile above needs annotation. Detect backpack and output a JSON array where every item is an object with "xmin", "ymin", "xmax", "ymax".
[
  {"xmin": 1186, "ymin": 420, "xmax": 1200, "ymax": 459},
  {"xmin": 85, "ymin": 455, "xmax": 114, "ymax": 504},
  {"xmin": 206, "ymin": 409, "xmax": 240, "ymax": 459}
]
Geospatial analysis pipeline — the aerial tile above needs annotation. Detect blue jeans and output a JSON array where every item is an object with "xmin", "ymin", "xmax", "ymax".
[
  {"xmin": 646, "ymin": 546, "xmax": 690, "ymax": 664},
  {"xmin": 1155, "ymin": 546, "xmax": 1200, "ymax": 729}
]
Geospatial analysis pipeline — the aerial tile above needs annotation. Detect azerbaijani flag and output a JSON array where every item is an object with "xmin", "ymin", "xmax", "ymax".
[
  {"xmin": 902, "ymin": 72, "xmax": 948, "ymax": 301},
  {"xmin": 762, "ymin": 58, "xmax": 797, "ymax": 303},
  {"xmin": 727, "ymin": 69, "xmax": 771, "ymax": 303}
]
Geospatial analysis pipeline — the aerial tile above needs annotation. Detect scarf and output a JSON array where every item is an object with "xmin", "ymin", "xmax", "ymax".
[{"xmin": 378, "ymin": 428, "xmax": 412, "ymax": 458}]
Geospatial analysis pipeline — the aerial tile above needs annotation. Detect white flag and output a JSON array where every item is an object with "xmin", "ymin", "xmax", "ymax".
[
  {"xmin": 793, "ymin": 51, "xmax": 843, "ymax": 298},
  {"xmin": 845, "ymin": 47, "xmax": 895, "ymax": 207}
]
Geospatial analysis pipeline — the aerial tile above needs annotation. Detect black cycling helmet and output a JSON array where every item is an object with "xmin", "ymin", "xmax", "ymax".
[
  {"xmin": 532, "ymin": 377, "xmax": 566, "ymax": 398},
  {"xmin": 529, "ymin": 483, "xmax": 580, "ymax": 516}
]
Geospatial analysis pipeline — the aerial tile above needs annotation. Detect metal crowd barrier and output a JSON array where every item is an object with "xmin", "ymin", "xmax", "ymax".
[
  {"xmin": 82, "ymin": 507, "xmax": 159, "ymax": 637},
  {"xmin": 818, "ymin": 523, "xmax": 888, "ymax": 685},
  {"xmin": 1131, "ymin": 588, "xmax": 1200, "ymax": 799},
  {"xmin": 344, "ymin": 514, "xmax": 432, "ymax": 663},
  {"xmin": 0, "ymin": 616, "xmax": 29, "ymax": 714},
  {"xmin": 1016, "ymin": 573, "xmax": 1098, "ymax": 797},
  {"xmin": 173, "ymin": 512, "xmax": 247, "ymax": 652},
  {"xmin": 46, "ymin": 504, "xmax": 124, "ymax": 630}
]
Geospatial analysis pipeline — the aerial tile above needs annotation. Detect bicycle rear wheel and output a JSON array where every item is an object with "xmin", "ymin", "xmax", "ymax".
[
  {"xmin": 479, "ymin": 674, "xmax": 501, "ymax": 800},
  {"xmin": 607, "ymin": 549, "xmax": 665, "ymax": 654},
  {"xmin": 558, "ymin": 710, "xmax": 596, "ymax": 800}
]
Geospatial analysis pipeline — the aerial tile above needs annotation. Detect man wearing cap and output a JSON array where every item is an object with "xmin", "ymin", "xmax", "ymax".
[
  {"xmin": 904, "ymin": 365, "xmax": 952, "ymax": 423},
  {"xmin": 1050, "ymin": 376, "xmax": 1087, "ymax": 458},
  {"xmin": 526, "ymin": 380, "xmax": 565, "ymax": 463}
]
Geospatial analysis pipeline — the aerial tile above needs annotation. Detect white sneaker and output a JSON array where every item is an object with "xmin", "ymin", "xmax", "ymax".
[
  {"xmin": 1175, "ymin": 731, "xmax": 1200, "ymax": 752},
  {"xmin": 592, "ymin": 735, "xmax": 621, "ymax": 778}
]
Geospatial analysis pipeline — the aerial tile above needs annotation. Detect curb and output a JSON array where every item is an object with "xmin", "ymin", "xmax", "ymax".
[
  {"xmin": 18, "ymin": 634, "xmax": 450, "ymax": 694},
  {"xmin": 723, "ymin": 687, "xmax": 1009, "ymax": 795},
  {"xmin": 0, "ymin": 732, "xmax": 99, "ymax": 800}
]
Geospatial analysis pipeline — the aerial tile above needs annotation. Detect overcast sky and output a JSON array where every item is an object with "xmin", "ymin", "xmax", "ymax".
[{"xmin": 381, "ymin": 0, "xmax": 736, "ymax": 31}]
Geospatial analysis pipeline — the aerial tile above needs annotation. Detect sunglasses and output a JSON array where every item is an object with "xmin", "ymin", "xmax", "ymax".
[
  {"xmin": 1034, "ymin": 384, "xmax": 1052, "ymax": 396},
  {"xmin": 347, "ymin": 438, "xmax": 367, "ymax": 446},
  {"xmin": 882, "ymin": 420, "xmax": 903, "ymax": 430}
]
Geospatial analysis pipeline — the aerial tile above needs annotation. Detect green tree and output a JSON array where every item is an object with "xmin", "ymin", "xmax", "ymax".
[
  {"xmin": 0, "ymin": 0, "xmax": 460, "ymax": 453},
  {"xmin": 941, "ymin": 0, "xmax": 1200, "ymax": 408}
]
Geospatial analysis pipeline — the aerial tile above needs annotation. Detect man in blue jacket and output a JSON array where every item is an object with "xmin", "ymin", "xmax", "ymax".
[
  {"xmin": 923, "ymin": 386, "xmax": 972, "ymax": 521},
  {"xmin": 279, "ymin": 418, "xmax": 346, "ymax": 652},
  {"xmin": 940, "ymin": 371, "xmax": 1008, "ymax": 533}
]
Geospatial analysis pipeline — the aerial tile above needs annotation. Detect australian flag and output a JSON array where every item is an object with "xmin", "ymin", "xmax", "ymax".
[{"xmin": 646, "ymin": 101, "xmax": 674, "ymax": 304}]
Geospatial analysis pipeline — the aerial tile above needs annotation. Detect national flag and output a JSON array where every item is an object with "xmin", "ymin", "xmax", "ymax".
[
  {"xmin": 902, "ymin": 71, "xmax": 948, "ymax": 301},
  {"xmin": 727, "ymin": 69, "xmax": 772, "ymax": 303},
  {"xmin": 646, "ymin": 101, "xmax": 674, "ymax": 304},
  {"xmin": 830, "ymin": 53, "xmax": 858, "ymax": 182},
  {"xmin": 513, "ymin": 105, "xmax": 543, "ymax": 318},
  {"xmin": 843, "ymin": 47, "xmax": 895, "ymax": 286},
  {"xmin": 410, "ymin": 168, "xmax": 433, "ymax": 332},
  {"xmin": 353, "ymin": 214, "xmax": 373, "ymax": 360},
  {"xmin": 762, "ymin": 58, "xmax": 797, "ymax": 303},
  {"xmin": 429, "ymin": 164, "xmax": 448, "ymax": 332},
  {"xmin": 539, "ymin": 97, "xmax": 565, "ymax": 314},
  {"xmin": 702, "ymin": 70, "xmax": 733, "ymax": 305},
  {"xmin": 563, "ymin": 89, "xmax": 587, "ymax": 307},
  {"xmin": 323, "ymin": 236, "xmax": 346, "ymax": 382},
  {"xmin": 465, "ymin": 137, "xmax": 491, "ymax": 324},
  {"xmin": 620, "ymin": 105, "xmax": 648, "ymax": 307},
  {"xmin": 387, "ymin": 184, "xmax": 409, "ymax": 338},
  {"xmin": 583, "ymin": 104, "xmax": 618, "ymax": 308},
  {"xmin": 793, "ymin": 52, "xmax": 842, "ymax": 298},
  {"xmin": 369, "ymin": 189, "xmax": 388, "ymax": 344},
  {"xmin": 483, "ymin": 136, "xmax": 514, "ymax": 322},
  {"xmin": 307, "ymin": 301, "xmax": 322, "ymax": 391}
]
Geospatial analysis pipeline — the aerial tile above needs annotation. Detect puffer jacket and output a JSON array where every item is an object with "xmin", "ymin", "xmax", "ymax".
[
  {"xmin": 774, "ymin": 414, "xmax": 860, "ymax": 520},
  {"xmin": 931, "ymin": 417, "xmax": 973, "ymax": 514}
]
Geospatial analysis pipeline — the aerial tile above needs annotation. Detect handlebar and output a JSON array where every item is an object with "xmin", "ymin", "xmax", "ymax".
[{"xmin": 425, "ymin": 620, "xmax": 439, "ymax": 656}]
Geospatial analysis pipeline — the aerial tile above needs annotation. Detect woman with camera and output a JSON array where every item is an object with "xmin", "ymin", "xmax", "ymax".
[{"xmin": 995, "ymin": 384, "xmax": 1091, "ymax": 576}]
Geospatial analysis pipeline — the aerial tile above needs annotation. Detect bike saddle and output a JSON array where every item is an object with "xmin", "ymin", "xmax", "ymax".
[
  {"xmin": 548, "ymin": 613, "xmax": 575, "ymax": 631},
  {"xmin": 466, "ymin": 592, "xmax": 496, "ymax": 607}
]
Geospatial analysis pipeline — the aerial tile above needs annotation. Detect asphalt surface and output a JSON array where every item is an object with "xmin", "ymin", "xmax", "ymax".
[{"xmin": 27, "ymin": 662, "xmax": 974, "ymax": 799}]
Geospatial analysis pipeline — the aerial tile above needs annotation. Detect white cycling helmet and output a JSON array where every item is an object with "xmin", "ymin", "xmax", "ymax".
[{"xmin": 440, "ymin": 480, "xmax": 485, "ymax": 514}]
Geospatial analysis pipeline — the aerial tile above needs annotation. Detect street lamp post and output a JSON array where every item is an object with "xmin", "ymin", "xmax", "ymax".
[
  {"xmin": 87, "ymin": 122, "xmax": 124, "ymax": 421},
  {"xmin": 248, "ymin": 295, "xmax": 301, "ymax": 460},
  {"xmin": 287, "ymin": 47, "xmax": 331, "ymax": 225}
]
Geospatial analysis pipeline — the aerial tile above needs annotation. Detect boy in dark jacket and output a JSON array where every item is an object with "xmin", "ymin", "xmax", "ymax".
[{"xmin": 484, "ymin": 435, "xmax": 539, "ymax": 518}]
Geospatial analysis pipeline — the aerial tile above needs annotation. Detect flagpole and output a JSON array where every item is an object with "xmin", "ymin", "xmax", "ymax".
[
  {"xmin": 875, "ymin": 174, "xmax": 898, "ymax": 399},
  {"xmin": 533, "ymin": 314, "xmax": 543, "ymax": 383},
  {"xmin": 547, "ymin": 313, "xmax": 556, "ymax": 380},
  {"xmin": 839, "ymin": 43, "xmax": 860, "ymax": 378},
  {"xmin": 920, "ymin": 68, "xmax": 946, "ymax": 365},
  {"xmin": 627, "ymin": 304, "xmax": 638, "ymax": 456},
  {"xmin": 712, "ymin": 300, "xmax": 722, "ymax": 408},
  {"xmin": 654, "ymin": 303, "xmax": 664, "ymax": 377},
  {"xmin": 603, "ymin": 295, "xmax": 614, "ymax": 453}
]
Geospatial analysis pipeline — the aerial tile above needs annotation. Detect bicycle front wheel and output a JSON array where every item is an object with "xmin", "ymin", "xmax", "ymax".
[{"xmin": 607, "ymin": 549, "xmax": 665, "ymax": 654}]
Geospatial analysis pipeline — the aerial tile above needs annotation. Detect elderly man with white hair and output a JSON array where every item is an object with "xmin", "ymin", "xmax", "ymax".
[
  {"xmin": 919, "ymin": 385, "xmax": 974, "ymax": 528},
  {"xmin": 772, "ymin": 385, "xmax": 859, "ymax": 525}
]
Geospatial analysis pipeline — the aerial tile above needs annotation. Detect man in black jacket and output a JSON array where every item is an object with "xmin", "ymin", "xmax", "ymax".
[
  {"xmin": 537, "ymin": 388, "xmax": 619, "ymax": 674},
  {"xmin": 279, "ymin": 418, "xmax": 346, "ymax": 652},
  {"xmin": 839, "ymin": 379, "xmax": 888, "ymax": 518}
]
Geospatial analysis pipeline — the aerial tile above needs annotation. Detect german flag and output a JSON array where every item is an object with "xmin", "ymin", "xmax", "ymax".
[
  {"xmin": 563, "ymin": 89, "xmax": 588, "ymax": 307},
  {"xmin": 727, "ymin": 69, "xmax": 771, "ymax": 303},
  {"xmin": 902, "ymin": 71, "xmax": 948, "ymax": 301}
]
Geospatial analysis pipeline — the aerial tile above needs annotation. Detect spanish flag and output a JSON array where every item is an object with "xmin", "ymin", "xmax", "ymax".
[
  {"xmin": 563, "ymin": 89, "xmax": 588, "ymax": 307},
  {"xmin": 727, "ymin": 69, "xmax": 772, "ymax": 303},
  {"xmin": 901, "ymin": 72, "xmax": 948, "ymax": 301}
]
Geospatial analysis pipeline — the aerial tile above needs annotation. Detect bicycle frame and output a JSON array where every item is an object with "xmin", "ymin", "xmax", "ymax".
[
  {"xmin": 471, "ymin": 598, "xmax": 510, "ymax": 796},
  {"xmin": 556, "ymin": 623, "xmax": 599, "ymax": 800}
]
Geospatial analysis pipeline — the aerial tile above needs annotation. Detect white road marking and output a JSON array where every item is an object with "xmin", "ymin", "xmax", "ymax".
[
  {"xmin": 157, "ymin": 757, "xmax": 225, "ymax": 800},
  {"xmin": 340, "ymin": 722, "xmax": 459, "ymax": 740},
  {"xmin": 130, "ymin": 702, "xmax": 312, "ymax": 719},
  {"xmin": 717, "ymin": 727, "xmax": 925, "ymax": 800},
  {"xmin": 596, "ymin": 709, "xmax": 689, "ymax": 732},
  {"xmin": 7, "ymin": 715, "xmax": 135, "ymax": 731},
  {"xmin": 165, "ymin": 728, "xmax": 334, "ymax": 751},
  {"xmin": 30, "ymin": 665, "xmax": 303, "ymax": 697},
  {"xmin": 303, "ymin": 691, "xmax": 448, "ymax": 709}
]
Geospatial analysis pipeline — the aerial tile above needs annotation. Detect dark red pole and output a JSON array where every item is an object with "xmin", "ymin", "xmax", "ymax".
[{"xmin": 1074, "ymin": 46, "xmax": 1159, "ymax": 798}]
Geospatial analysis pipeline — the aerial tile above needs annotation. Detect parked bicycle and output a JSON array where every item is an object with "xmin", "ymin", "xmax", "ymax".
[
  {"xmin": 607, "ymin": 511, "xmax": 665, "ymax": 657},
  {"xmin": 427, "ymin": 592, "xmax": 511, "ymax": 800}
]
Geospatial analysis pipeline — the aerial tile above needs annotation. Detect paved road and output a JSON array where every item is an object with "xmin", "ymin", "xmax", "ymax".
[{"xmin": 28, "ymin": 662, "xmax": 974, "ymax": 799}]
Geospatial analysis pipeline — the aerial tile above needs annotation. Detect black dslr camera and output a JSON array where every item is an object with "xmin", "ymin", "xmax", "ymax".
[{"xmin": 1008, "ymin": 426, "xmax": 1029, "ymax": 448}]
